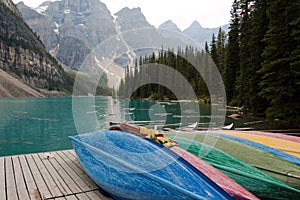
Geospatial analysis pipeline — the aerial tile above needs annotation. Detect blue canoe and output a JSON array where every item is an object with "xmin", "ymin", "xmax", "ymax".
[{"xmin": 69, "ymin": 130, "xmax": 233, "ymax": 200}]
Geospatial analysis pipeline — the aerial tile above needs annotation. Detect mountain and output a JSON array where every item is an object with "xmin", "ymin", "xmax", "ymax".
[
  {"xmin": 0, "ymin": 0, "xmax": 68, "ymax": 97},
  {"xmin": 42, "ymin": 0, "xmax": 116, "ymax": 47},
  {"xmin": 15, "ymin": 0, "xmax": 229, "ymax": 90},
  {"xmin": 114, "ymin": 7, "xmax": 153, "ymax": 32},
  {"xmin": 183, "ymin": 20, "xmax": 229, "ymax": 47},
  {"xmin": 18, "ymin": 1, "xmax": 230, "ymax": 65},
  {"xmin": 17, "ymin": 2, "xmax": 59, "ymax": 52},
  {"xmin": 17, "ymin": 0, "xmax": 116, "ymax": 70},
  {"xmin": 158, "ymin": 20, "xmax": 181, "ymax": 32}
]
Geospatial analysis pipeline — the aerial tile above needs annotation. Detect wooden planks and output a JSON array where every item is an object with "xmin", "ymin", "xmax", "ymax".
[
  {"xmin": 0, "ymin": 157, "xmax": 6, "ymax": 200},
  {"xmin": 1, "ymin": 150, "xmax": 112, "ymax": 200}
]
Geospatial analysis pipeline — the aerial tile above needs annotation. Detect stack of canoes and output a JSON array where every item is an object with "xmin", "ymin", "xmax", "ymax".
[
  {"xmin": 164, "ymin": 130, "xmax": 300, "ymax": 199},
  {"xmin": 70, "ymin": 129, "xmax": 300, "ymax": 200}
]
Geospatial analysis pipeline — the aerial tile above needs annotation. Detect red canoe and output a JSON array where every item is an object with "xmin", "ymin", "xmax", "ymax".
[{"xmin": 170, "ymin": 146, "xmax": 259, "ymax": 200}]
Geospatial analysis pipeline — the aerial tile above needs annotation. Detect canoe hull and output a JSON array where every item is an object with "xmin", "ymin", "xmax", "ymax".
[
  {"xmin": 219, "ymin": 130, "xmax": 300, "ymax": 158},
  {"xmin": 70, "ymin": 130, "xmax": 232, "ymax": 200}
]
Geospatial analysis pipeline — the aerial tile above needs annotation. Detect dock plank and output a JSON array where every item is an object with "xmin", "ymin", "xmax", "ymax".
[
  {"xmin": 31, "ymin": 153, "xmax": 63, "ymax": 198},
  {"xmin": 65, "ymin": 195, "xmax": 78, "ymax": 200},
  {"xmin": 57, "ymin": 151, "xmax": 98, "ymax": 190},
  {"xmin": 37, "ymin": 153, "xmax": 72, "ymax": 196},
  {"xmin": 0, "ymin": 157, "xmax": 6, "ymax": 200},
  {"xmin": 61, "ymin": 151, "xmax": 112, "ymax": 200},
  {"xmin": 92, "ymin": 190, "xmax": 112, "ymax": 200},
  {"xmin": 54, "ymin": 197, "xmax": 66, "ymax": 200},
  {"xmin": 45, "ymin": 153, "xmax": 82, "ymax": 194},
  {"xmin": 5, "ymin": 157, "xmax": 18, "ymax": 200},
  {"xmin": 75, "ymin": 193, "xmax": 91, "ymax": 200},
  {"xmin": 86, "ymin": 191, "xmax": 112, "ymax": 200},
  {"xmin": 53, "ymin": 151, "xmax": 94, "ymax": 192},
  {"xmin": 1, "ymin": 150, "xmax": 112, "ymax": 200},
  {"xmin": 11, "ymin": 156, "xmax": 30, "ymax": 200},
  {"xmin": 19, "ymin": 155, "xmax": 41, "ymax": 200},
  {"xmin": 25, "ymin": 154, "xmax": 52, "ymax": 199}
]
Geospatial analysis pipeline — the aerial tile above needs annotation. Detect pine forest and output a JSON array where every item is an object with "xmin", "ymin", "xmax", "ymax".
[{"xmin": 118, "ymin": 0, "xmax": 300, "ymax": 127}]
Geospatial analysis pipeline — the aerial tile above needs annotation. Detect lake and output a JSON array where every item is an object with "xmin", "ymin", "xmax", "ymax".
[{"xmin": 0, "ymin": 96, "xmax": 222, "ymax": 156}]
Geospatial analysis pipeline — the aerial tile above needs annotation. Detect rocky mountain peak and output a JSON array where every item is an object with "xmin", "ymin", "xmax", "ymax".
[
  {"xmin": 115, "ymin": 6, "xmax": 141, "ymax": 15},
  {"xmin": 183, "ymin": 20, "xmax": 218, "ymax": 47},
  {"xmin": 115, "ymin": 7, "xmax": 153, "ymax": 31},
  {"xmin": 34, "ymin": 1, "xmax": 52, "ymax": 15},
  {"xmin": 158, "ymin": 20, "xmax": 182, "ymax": 32},
  {"xmin": 18, "ymin": 0, "xmax": 117, "ymax": 69},
  {"xmin": 33, "ymin": 0, "xmax": 116, "ymax": 47},
  {"xmin": 184, "ymin": 20, "xmax": 204, "ymax": 32},
  {"xmin": 44, "ymin": 0, "xmax": 110, "ymax": 15}
]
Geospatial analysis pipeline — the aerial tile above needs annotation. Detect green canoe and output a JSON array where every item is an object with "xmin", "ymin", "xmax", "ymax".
[{"xmin": 165, "ymin": 131, "xmax": 300, "ymax": 200}]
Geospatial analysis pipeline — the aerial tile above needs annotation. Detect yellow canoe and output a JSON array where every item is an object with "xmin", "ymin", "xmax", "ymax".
[{"xmin": 219, "ymin": 130, "xmax": 300, "ymax": 158}]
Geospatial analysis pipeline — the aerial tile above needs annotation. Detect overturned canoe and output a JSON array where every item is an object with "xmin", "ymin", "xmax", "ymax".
[
  {"xmin": 215, "ymin": 132, "xmax": 300, "ymax": 166},
  {"xmin": 70, "ymin": 130, "xmax": 233, "ymax": 200},
  {"xmin": 165, "ymin": 131, "xmax": 300, "ymax": 199},
  {"xmin": 219, "ymin": 130, "xmax": 300, "ymax": 158},
  {"xmin": 170, "ymin": 146, "xmax": 258, "ymax": 200},
  {"xmin": 242, "ymin": 130, "xmax": 300, "ymax": 143}
]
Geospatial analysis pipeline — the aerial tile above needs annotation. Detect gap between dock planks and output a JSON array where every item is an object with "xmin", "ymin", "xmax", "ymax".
[{"xmin": 0, "ymin": 150, "xmax": 112, "ymax": 200}]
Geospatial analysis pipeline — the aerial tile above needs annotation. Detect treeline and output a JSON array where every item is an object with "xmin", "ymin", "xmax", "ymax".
[
  {"xmin": 118, "ymin": 0, "xmax": 300, "ymax": 126},
  {"xmin": 118, "ymin": 47, "xmax": 216, "ymax": 101},
  {"xmin": 218, "ymin": 0, "xmax": 299, "ymax": 126}
]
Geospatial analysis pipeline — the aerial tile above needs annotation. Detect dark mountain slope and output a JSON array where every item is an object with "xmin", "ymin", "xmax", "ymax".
[{"xmin": 0, "ymin": 0, "xmax": 67, "ymax": 97}]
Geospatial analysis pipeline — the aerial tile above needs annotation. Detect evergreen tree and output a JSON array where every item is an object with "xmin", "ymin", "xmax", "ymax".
[
  {"xmin": 235, "ymin": 0, "xmax": 254, "ymax": 110},
  {"xmin": 210, "ymin": 34, "xmax": 218, "ymax": 64},
  {"xmin": 247, "ymin": 0, "xmax": 269, "ymax": 115},
  {"xmin": 259, "ymin": 0, "xmax": 300, "ymax": 125},
  {"xmin": 224, "ymin": 0, "xmax": 241, "ymax": 104},
  {"xmin": 290, "ymin": 1, "xmax": 300, "ymax": 124},
  {"xmin": 205, "ymin": 42, "xmax": 209, "ymax": 53},
  {"xmin": 216, "ymin": 27, "xmax": 227, "ymax": 76}
]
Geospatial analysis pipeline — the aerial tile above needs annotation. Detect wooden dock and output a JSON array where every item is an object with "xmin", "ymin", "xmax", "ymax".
[{"xmin": 0, "ymin": 150, "xmax": 112, "ymax": 200}]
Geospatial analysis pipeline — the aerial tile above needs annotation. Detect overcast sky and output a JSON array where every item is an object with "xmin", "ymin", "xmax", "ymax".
[{"xmin": 13, "ymin": 0, "xmax": 232, "ymax": 30}]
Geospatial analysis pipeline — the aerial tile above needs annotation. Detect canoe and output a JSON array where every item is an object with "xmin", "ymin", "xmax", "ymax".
[
  {"xmin": 117, "ymin": 123, "xmax": 257, "ymax": 199},
  {"xmin": 170, "ymin": 146, "xmax": 258, "ymax": 200},
  {"xmin": 165, "ymin": 131, "xmax": 300, "ymax": 198},
  {"xmin": 243, "ymin": 130, "xmax": 300, "ymax": 143},
  {"xmin": 221, "ymin": 123, "xmax": 234, "ymax": 130},
  {"xmin": 69, "ymin": 130, "xmax": 233, "ymax": 200},
  {"xmin": 219, "ymin": 130, "xmax": 300, "ymax": 158},
  {"xmin": 215, "ymin": 132, "xmax": 300, "ymax": 166}
]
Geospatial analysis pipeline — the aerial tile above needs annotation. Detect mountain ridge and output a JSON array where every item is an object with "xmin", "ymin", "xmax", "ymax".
[
  {"xmin": 0, "ymin": 0, "xmax": 69, "ymax": 97},
  {"xmin": 18, "ymin": 0, "xmax": 229, "ymax": 71},
  {"xmin": 4, "ymin": 0, "xmax": 230, "ymax": 95}
]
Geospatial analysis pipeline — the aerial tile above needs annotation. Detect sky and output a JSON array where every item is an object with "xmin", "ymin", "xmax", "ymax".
[{"xmin": 12, "ymin": 0, "xmax": 233, "ymax": 30}]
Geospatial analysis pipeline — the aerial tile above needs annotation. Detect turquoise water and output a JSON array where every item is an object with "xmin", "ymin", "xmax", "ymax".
[{"xmin": 0, "ymin": 97, "xmax": 213, "ymax": 156}]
